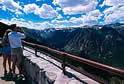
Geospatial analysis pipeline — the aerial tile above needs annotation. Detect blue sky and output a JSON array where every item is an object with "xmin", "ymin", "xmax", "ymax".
[{"xmin": 0, "ymin": 0, "xmax": 124, "ymax": 30}]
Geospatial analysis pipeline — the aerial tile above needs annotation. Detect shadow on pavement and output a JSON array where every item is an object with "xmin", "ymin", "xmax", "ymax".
[{"xmin": 0, "ymin": 73, "xmax": 29, "ymax": 84}]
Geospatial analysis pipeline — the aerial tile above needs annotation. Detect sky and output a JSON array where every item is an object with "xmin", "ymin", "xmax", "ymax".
[{"xmin": 0, "ymin": 0, "xmax": 124, "ymax": 30}]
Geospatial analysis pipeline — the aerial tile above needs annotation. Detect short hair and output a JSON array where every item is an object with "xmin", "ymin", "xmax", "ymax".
[{"xmin": 10, "ymin": 24, "xmax": 16, "ymax": 30}]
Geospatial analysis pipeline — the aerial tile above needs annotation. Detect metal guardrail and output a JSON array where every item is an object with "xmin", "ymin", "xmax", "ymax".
[{"xmin": 22, "ymin": 41, "xmax": 124, "ymax": 84}]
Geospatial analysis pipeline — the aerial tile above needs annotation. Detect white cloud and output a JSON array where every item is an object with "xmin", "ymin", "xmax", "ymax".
[
  {"xmin": 0, "ymin": 0, "xmax": 22, "ymax": 11},
  {"xmin": 15, "ymin": 10, "xmax": 23, "ymax": 15},
  {"xmin": 103, "ymin": 6, "xmax": 118, "ymax": 16},
  {"xmin": 81, "ymin": 10, "xmax": 102, "ymax": 25},
  {"xmin": 23, "ymin": 4, "xmax": 58, "ymax": 19},
  {"xmin": 0, "ymin": 19, "xmax": 10, "ymax": 25},
  {"xmin": 1, "ymin": 6, "xmax": 6, "ymax": 11},
  {"xmin": 52, "ymin": 19, "xmax": 81, "ymax": 28},
  {"xmin": 70, "ymin": 17, "xmax": 83, "ymax": 24},
  {"xmin": 89, "ymin": 10, "xmax": 102, "ymax": 18},
  {"xmin": 23, "ymin": 3, "xmax": 39, "ymax": 14},
  {"xmin": 0, "ymin": 1, "xmax": 3, "ymax": 4},
  {"xmin": 101, "ymin": 0, "xmax": 124, "ymax": 24},
  {"xmin": 52, "ymin": 17, "xmax": 83, "ymax": 27},
  {"xmin": 36, "ymin": 22, "xmax": 54, "ymax": 28},
  {"xmin": 104, "ymin": 6, "xmax": 124, "ymax": 24},
  {"xmin": 0, "ymin": 18, "xmax": 66, "ymax": 29},
  {"xmin": 0, "ymin": 18, "xmax": 43, "ymax": 30},
  {"xmin": 51, "ymin": 9, "xmax": 102, "ymax": 26},
  {"xmin": 101, "ymin": 0, "xmax": 124, "ymax": 7},
  {"xmin": 53, "ymin": 0, "xmax": 93, "ymax": 7},
  {"xmin": 82, "ymin": 15, "xmax": 98, "ymax": 25},
  {"xmin": 0, "ymin": 0, "xmax": 22, "ymax": 15},
  {"xmin": 36, "ymin": 0, "xmax": 41, "ymax": 1},
  {"xmin": 56, "ymin": 14, "xmax": 63, "ymax": 19},
  {"xmin": 53, "ymin": 0, "xmax": 98, "ymax": 15},
  {"xmin": 56, "ymin": 7, "xmax": 62, "ymax": 11},
  {"xmin": 1, "ymin": 18, "xmax": 25, "ymax": 25},
  {"xmin": 52, "ymin": 19, "xmax": 70, "ymax": 24},
  {"xmin": 11, "ymin": 18, "xmax": 25, "ymax": 22},
  {"xmin": 35, "ymin": 4, "xmax": 58, "ymax": 19}
]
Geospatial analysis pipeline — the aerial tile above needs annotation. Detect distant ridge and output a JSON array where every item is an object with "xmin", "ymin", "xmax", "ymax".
[{"xmin": 0, "ymin": 22, "xmax": 124, "ymax": 69}]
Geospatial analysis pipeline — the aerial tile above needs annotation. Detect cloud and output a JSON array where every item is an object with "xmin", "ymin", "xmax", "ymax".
[
  {"xmin": 103, "ymin": 6, "xmax": 118, "ymax": 16},
  {"xmin": 104, "ymin": 6, "xmax": 124, "ymax": 24},
  {"xmin": 0, "ymin": 18, "xmax": 66, "ymax": 29},
  {"xmin": 101, "ymin": 0, "xmax": 124, "ymax": 24},
  {"xmin": 51, "ymin": 9, "xmax": 102, "ymax": 26},
  {"xmin": 86, "ymin": 10, "xmax": 102, "ymax": 25},
  {"xmin": 23, "ymin": 4, "xmax": 58, "ymax": 19},
  {"xmin": 56, "ymin": 7, "xmax": 62, "ymax": 11},
  {"xmin": 52, "ymin": 19, "xmax": 70, "ymax": 24},
  {"xmin": 11, "ymin": 18, "xmax": 25, "ymax": 22},
  {"xmin": 56, "ymin": 14, "xmax": 63, "ymax": 19},
  {"xmin": 36, "ymin": 0, "xmax": 41, "ymax": 1},
  {"xmin": 0, "ymin": 0, "xmax": 22, "ymax": 15},
  {"xmin": 0, "ymin": 18, "xmax": 24, "ymax": 26},
  {"xmin": 70, "ymin": 17, "xmax": 83, "ymax": 24},
  {"xmin": 23, "ymin": 3, "xmax": 39, "ymax": 14},
  {"xmin": 1, "ymin": 6, "xmax": 6, "ymax": 11},
  {"xmin": 35, "ymin": 4, "xmax": 58, "ymax": 19},
  {"xmin": 69, "ymin": 9, "xmax": 102, "ymax": 25},
  {"xmin": 0, "ymin": 18, "xmax": 43, "ymax": 30},
  {"xmin": 52, "ymin": 17, "xmax": 83, "ymax": 27},
  {"xmin": 0, "ymin": 0, "xmax": 22, "ymax": 11},
  {"xmin": 89, "ymin": 10, "xmax": 102, "ymax": 18},
  {"xmin": 53, "ymin": 0, "xmax": 98, "ymax": 15},
  {"xmin": 15, "ymin": 10, "xmax": 23, "ymax": 15},
  {"xmin": 101, "ymin": 0, "xmax": 124, "ymax": 7}
]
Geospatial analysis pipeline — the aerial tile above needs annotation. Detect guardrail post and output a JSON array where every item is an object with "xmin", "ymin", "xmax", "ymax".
[
  {"xmin": 62, "ymin": 54, "xmax": 66, "ymax": 74},
  {"xmin": 35, "ymin": 45, "xmax": 37, "ymax": 56}
]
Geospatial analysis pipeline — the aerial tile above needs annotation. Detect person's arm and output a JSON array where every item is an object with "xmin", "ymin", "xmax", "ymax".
[
  {"xmin": 17, "ymin": 27, "xmax": 25, "ymax": 33},
  {"xmin": 17, "ymin": 27, "xmax": 26, "ymax": 38}
]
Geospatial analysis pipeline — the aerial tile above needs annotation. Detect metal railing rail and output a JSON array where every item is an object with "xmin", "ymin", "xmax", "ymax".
[{"xmin": 22, "ymin": 41, "xmax": 124, "ymax": 84}]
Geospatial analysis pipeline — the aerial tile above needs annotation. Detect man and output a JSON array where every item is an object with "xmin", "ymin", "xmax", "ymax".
[{"xmin": 8, "ymin": 24, "xmax": 26, "ymax": 79}]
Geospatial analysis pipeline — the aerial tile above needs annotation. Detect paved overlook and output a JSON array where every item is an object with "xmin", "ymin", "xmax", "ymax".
[{"xmin": 0, "ymin": 46, "xmax": 99, "ymax": 84}]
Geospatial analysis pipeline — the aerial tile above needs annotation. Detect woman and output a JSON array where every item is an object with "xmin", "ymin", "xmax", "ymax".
[{"xmin": 2, "ymin": 29, "xmax": 12, "ymax": 75}]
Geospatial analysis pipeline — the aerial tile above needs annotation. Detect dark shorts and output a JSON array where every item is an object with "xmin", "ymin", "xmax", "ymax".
[
  {"xmin": 2, "ymin": 45, "xmax": 11, "ymax": 55},
  {"xmin": 11, "ymin": 48, "xmax": 23, "ymax": 67}
]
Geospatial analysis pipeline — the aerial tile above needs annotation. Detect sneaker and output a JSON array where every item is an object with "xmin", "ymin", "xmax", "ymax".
[
  {"xmin": 4, "ymin": 70, "xmax": 7, "ymax": 76},
  {"xmin": 12, "ymin": 73, "xmax": 17, "ymax": 79},
  {"xmin": 17, "ymin": 74, "xmax": 24, "ymax": 80}
]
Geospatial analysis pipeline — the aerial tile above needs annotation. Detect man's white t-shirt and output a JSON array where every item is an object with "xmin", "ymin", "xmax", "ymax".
[{"xmin": 8, "ymin": 31, "xmax": 25, "ymax": 48}]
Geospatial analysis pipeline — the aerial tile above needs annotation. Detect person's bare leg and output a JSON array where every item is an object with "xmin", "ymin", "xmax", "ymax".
[
  {"xmin": 16, "ymin": 64, "xmax": 22, "ymax": 74},
  {"xmin": 3, "ymin": 55, "xmax": 7, "ymax": 75},
  {"xmin": 7, "ymin": 55, "xmax": 12, "ymax": 72}
]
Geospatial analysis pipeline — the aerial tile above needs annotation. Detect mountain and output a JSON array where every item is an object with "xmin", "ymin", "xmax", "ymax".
[
  {"xmin": 23, "ymin": 27, "xmax": 79, "ymax": 50},
  {"xmin": 64, "ymin": 26, "xmax": 124, "ymax": 69},
  {"xmin": 23, "ymin": 23, "xmax": 124, "ymax": 69},
  {"xmin": 0, "ymin": 22, "xmax": 124, "ymax": 69}
]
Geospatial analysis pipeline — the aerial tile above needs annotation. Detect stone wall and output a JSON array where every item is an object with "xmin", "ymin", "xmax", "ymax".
[{"xmin": 23, "ymin": 47, "xmax": 99, "ymax": 84}]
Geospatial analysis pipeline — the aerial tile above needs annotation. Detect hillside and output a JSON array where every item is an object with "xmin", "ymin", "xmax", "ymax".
[
  {"xmin": 23, "ymin": 23, "xmax": 124, "ymax": 69},
  {"xmin": 64, "ymin": 27, "xmax": 124, "ymax": 69},
  {"xmin": 0, "ymin": 22, "xmax": 124, "ymax": 69}
]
